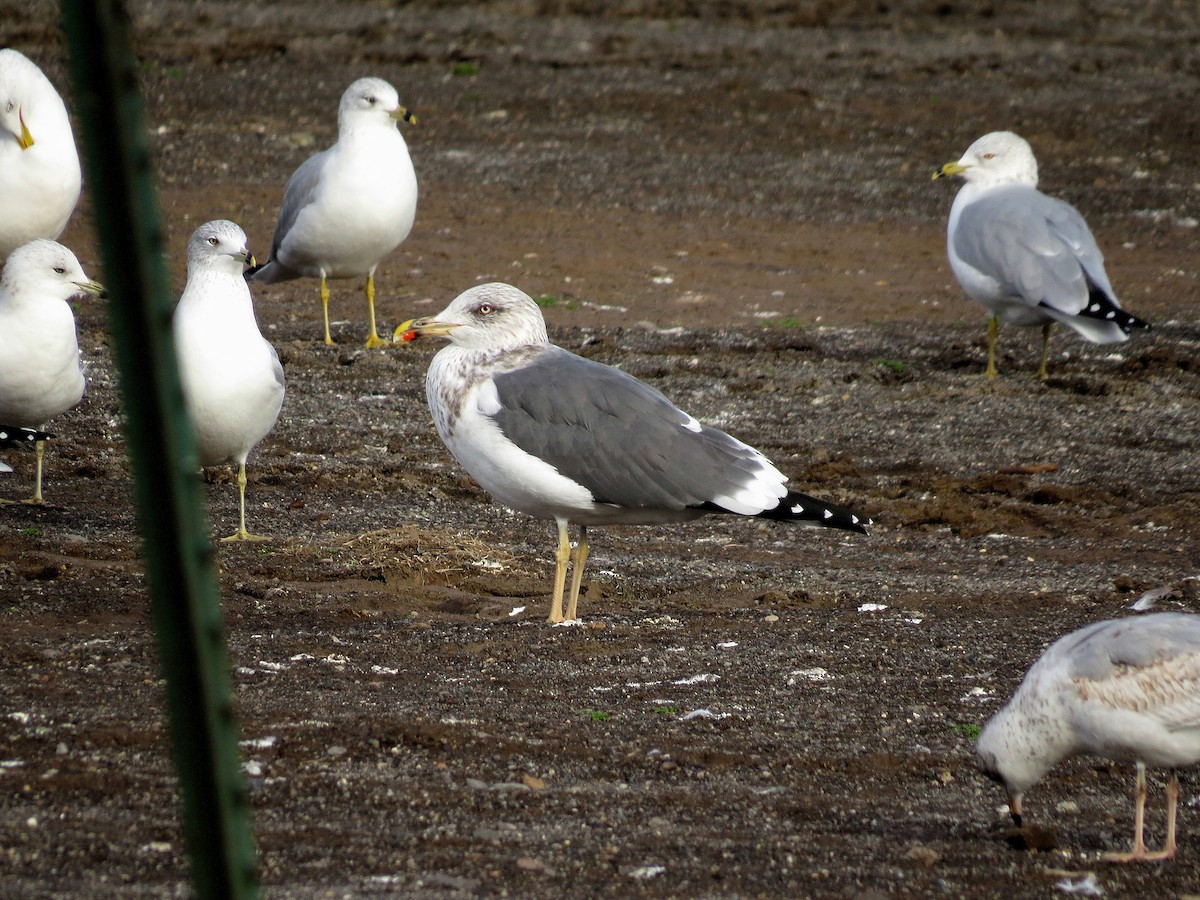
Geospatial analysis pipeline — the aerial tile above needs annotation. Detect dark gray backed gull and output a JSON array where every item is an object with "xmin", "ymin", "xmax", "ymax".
[
  {"xmin": 396, "ymin": 282, "xmax": 871, "ymax": 623},
  {"xmin": 933, "ymin": 130, "xmax": 1149, "ymax": 379}
]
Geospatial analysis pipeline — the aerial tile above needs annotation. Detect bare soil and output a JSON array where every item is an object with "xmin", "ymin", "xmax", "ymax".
[{"xmin": 2, "ymin": 2, "xmax": 1200, "ymax": 897}]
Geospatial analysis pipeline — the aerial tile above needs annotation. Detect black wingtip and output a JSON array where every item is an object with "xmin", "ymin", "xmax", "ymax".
[
  {"xmin": 756, "ymin": 490, "xmax": 872, "ymax": 534},
  {"xmin": 0, "ymin": 426, "xmax": 53, "ymax": 448},
  {"xmin": 1082, "ymin": 288, "xmax": 1151, "ymax": 334}
]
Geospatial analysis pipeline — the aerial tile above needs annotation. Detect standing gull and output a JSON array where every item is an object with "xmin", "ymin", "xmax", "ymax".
[
  {"xmin": 0, "ymin": 49, "xmax": 82, "ymax": 260},
  {"xmin": 932, "ymin": 131, "xmax": 1149, "ymax": 379},
  {"xmin": 249, "ymin": 76, "xmax": 417, "ymax": 347},
  {"xmin": 0, "ymin": 240, "xmax": 103, "ymax": 502},
  {"xmin": 977, "ymin": 612, "xmax": 1200, "ymax": 862},
  {"xmin": 396, "ymin": 283, "xmax": 871, "ymax": 623},
  {"xmin": 175, "ymin": 220, "xmax": 285, "ymax": 541}
]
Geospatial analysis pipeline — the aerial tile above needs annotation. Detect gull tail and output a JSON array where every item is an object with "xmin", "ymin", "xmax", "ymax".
[
  {"xmin": 0, "ymin": 426, "xmax": 52, "ymax": 449},
  {"xmin": 1079, "ymin": 286, "xmax": 1151, "ymax": 335},
  {"xmin": 755, "ymin": 490, "xmax": 871, "ymax": 534},
  {"xmin": 1043, "ymin": 285, "xmax": 1151, "ymax": 344}
]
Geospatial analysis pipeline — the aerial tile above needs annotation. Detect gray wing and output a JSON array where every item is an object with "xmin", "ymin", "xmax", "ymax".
[
  {"xmin": 1060, "ymin": 614, "xmax": 1200, "ymax": 730},
  {"xmin": 954, "ymin": 185, "xmax": 1114, "ymax": 315},
  {"xmin": 1060, "ymin": 614, "xmax": 1200, "ymax": 681},
  {"xmin": 490, "ymin": 347, "xmax": 774, "ymax": 511},
  {"xmin": 267, "ymin": 341, "xmax": 285, "ymax": 393},
  {"xmin": 267, "ymin": 149, "xmax": 329, "ymax": 264}
]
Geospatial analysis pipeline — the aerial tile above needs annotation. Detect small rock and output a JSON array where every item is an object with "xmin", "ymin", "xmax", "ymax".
[{"xmin": 905, "ymin": 845, "xmax": 940, "ymax": 867}]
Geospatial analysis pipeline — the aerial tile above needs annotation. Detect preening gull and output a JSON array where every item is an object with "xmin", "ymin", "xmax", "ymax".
[
  {"xmin": 395, "ymin": 282, "xmax": 871, "ymax": 623},
  {"xmin": 977, "ymin": 612, "xmax": 1200, "ymax": 862},
  {"xmin": 0, "ymin": 49, "xmax": 82, "ymax": 260},
  {"xmin": 932, "ymin": 131, "xmax": 1149, "ymax": 379},
  {"xmin": 249, "ymin": 76, "xmax": 418, "ymax": 347},
  {"xmin": 0, "ymin": 240, "xmax": 102, "ymax": 502},
  {"xmin": 175, "ymin": 221, "xmax": 285, "ymax": 541}
]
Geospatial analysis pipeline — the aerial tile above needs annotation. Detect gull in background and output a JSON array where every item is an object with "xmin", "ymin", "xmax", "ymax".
[
  {"xmin": 933, "ymin": 131, "xmax": 1149, "ymax": 379},
  {"xmin": 175, "ymin": 220, "xmax": 285, "ymax": 541},
  {"xmin": 249, "ymin": 76, "xmax": 418, "ymax": 347},
  {"xmin": 0, "ymin": 48, "xmax": 82, "ymax": 260}
]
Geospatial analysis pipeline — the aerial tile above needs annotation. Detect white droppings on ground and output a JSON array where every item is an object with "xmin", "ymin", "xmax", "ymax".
[{"xmin": 673, "ymin": 673, "xmax": 719, "ymax": 685}]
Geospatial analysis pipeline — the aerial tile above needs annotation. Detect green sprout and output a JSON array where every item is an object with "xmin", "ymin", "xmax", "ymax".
[
  {"xmin": 764, "ymin": 316, "xmax": 806, "ymax": 329},
  {"xmin": 582, "ymin": 709, "xmax": 611, "ymax": 721},
  {"xmin": 452, "ymin": 61, "xmax": 480, "ymax": 77},
  {"xmin": 953, "ymin": 722, "xmax": 982, "ymax": 741}
]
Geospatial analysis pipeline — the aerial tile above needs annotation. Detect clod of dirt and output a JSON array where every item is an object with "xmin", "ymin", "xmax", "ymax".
[{"xmin": 1005, "ymin": 825, "xmax": 1059, "ymax": 852}]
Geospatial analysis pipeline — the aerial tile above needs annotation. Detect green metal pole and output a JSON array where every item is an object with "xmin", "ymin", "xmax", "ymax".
[{"xmin": 58, "ymin": 3, "xmax": 259, "ymax": 897}]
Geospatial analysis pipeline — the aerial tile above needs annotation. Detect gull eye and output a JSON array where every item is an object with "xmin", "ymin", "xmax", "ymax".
[
  {"xmin": 53, "ymin": 266, "xmax": 66, "ymax": 275},
  {"xmin": 5, "ymin": 100, "xmax": 13, "ymax": 113},
  {"xmin": 207, "ymin": 236, "xmax": 220, "ymax": 246},
  {"xmin": 476, "ymin": 303, "xmax": 495, "ymax": 316},
  {"xmin": 982, "ymin": 152, "xmax": 996, "ymax": 160},
  {"xmin": 365, "ymin": 95, "xmax": 376, "ymax": 105}
]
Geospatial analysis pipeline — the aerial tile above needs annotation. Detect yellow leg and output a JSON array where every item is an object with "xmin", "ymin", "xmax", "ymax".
[
  {"xmin": 1038, "ymin": 322, "xmax": 1053, "ymax": 381},
  {"xmin": 24, "ymin": 439, "xmax": 46, "ymax": 504},
  {"xmin": 565, "ymin": 525, "xmax": 590, "ymax": 622},
  {"xmin": 547, "ymin": 519, "xmax": 570, "ymax": 623},
  {"xmin": 321, "ymin": 274, "xmax": 335, "ymax": 346},
  {"xmin": 985, "ymin": 315, "xmax": 999, "ymax": 379},
  {"xmin": 363, "ymin": 272, "xmax": 387, "ymax": 348},
  {"xmin": 221, "ymin": 463, "xmax": 270, "ymax": 543}
]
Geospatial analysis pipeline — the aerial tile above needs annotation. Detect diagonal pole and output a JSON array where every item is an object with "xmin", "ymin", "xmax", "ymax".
[{"xmin": 58, "ymin": 2, "xmax": 259, "ymax": 896}]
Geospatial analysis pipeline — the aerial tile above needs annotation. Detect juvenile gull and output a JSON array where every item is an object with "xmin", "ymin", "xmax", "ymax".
[
  {"xmin": 249, "ymin": 76, "xmax": 417, "ymax": 347},
  {"xmin": 977, "ymin": 612, "xmax": 1200, "ymax": 862},
  {"xmin": 933, "ymin": 131, "xmax": 1149, "ymax": 379},
  {"xmin": 0, "ymin": 240, "xmax": 102, "ymax": 502},
  {"xmin": 175, "ymin": 221, "xmax": 285, "ymax": 541},
  {"xmin": 396, "ymin": 282, "xmax": 871, "ymax": 623},
  {"xmin": 0, "ymin": 49, "xmax": 82, "ymax": 260}
]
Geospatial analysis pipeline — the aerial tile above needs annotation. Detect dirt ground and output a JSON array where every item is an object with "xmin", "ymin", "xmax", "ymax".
[{"xmin": 2, "ymin": 1, "xmax": 1200, "ymax": 897}]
